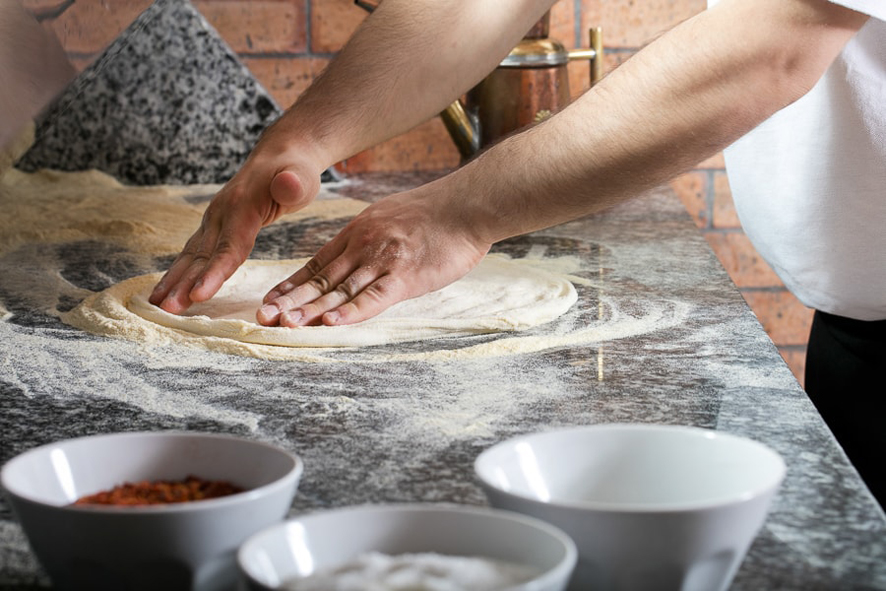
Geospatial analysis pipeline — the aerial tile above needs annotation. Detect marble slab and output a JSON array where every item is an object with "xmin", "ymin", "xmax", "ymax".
[
  {"xmin": 15, "ymin": 0, "xmax": 338, "ymax": 185},
  {"xmin": 0, "ymin": 171, "xmax": 884, "ymax": 590}
]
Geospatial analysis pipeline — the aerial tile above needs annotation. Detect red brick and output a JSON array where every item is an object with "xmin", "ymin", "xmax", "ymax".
[
  {"xmin": 696, "ymin": 151, "xmax": 725, "ymax": 169},
  {"xmin": 549, "ymin": 0, "xmax": 576, "ymax": 46},
  {"xmin": 339, "ymin": 118, "xmax": 460, "ymax": 174},
  {"xmin": 741, "ymin": 290, "xmax": 814, "ymax": 346},
  {"xmin": 42, "ymin": 0, "xmax": 154, "ymax": 54},
  {"xmin": 581, "ymin": 0, "xmax": 706, "ymax": 49},
  {"xmin": 779, "ymin": 348, "xmax": 807, "ymax": 388},
  {"xmin": 243, "ymin": 56, "xmax": 330, "ymax": 109},
  {"xmin": 566, "ymin": 61, "xmax": 591, "ymax": 100},
  {"xmin": 194, "ymin": 1, "xmax": 306, "ymax": 54},
  {"xmin": 704, "ymin": 231, "xmax": 782, "ymax": 288},
  {"xmin": 67, "ymin": 55, "xmax": 97, "ymax": 74},
  {"xmin": 712, "ymin": 171, "xmax": 740, "ymax": 228},
  {"xmin": 310, "ymin": 0, "xmax": 366, "ymax": 54},
  {"xmin": 670, "ymin": 172, "xmax": 708, "ymax": 229}
]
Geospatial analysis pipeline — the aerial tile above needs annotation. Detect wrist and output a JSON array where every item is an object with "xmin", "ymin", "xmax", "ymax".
[
  {"xmin": 443, "ymin": 151, "xmax": 526, "ymax": 247},
  {"xmin": 252, "ymin": 110, "xmax": 335, "ymax": 178}
]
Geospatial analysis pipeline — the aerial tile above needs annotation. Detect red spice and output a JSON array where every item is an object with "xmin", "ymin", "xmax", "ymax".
[{"xmin": 72, "ymin": 475, "xmax": 244, "ymax": 506}]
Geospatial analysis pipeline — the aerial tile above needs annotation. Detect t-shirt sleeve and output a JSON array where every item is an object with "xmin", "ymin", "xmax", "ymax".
[
  {"xmin": 827, "ymin": 0, "xmax": 886, "ymax": 21},
  {"xmin": 708, "ymin": 0, "xmax": 885, "ymax": 21}
]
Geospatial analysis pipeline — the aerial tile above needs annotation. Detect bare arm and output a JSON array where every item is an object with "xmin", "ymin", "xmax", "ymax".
[
  {"xmin": 266, "ymin": 0, "xmax": 555, "ymax": 168},
  {"xmin": 455, "ymin": 0, "xmax": 867, "ymax": 243},
  {"xmin": 257, "ymin": 0, "xmax": 868, "ymax": 327},
  {"xmin": 149, "ymin": 0, "xmax": 554, "ymax": 313}
]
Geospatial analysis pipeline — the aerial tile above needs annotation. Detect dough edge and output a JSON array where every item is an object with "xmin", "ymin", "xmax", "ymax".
[{"xmin": 62, "ymin": 255, "xmax": 578, "ymax": 352}]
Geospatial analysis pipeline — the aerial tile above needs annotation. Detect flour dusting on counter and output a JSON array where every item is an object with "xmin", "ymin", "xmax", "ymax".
[{"xmin": 4, "ymin": 169, "xmax": 884, "ymax": 591}]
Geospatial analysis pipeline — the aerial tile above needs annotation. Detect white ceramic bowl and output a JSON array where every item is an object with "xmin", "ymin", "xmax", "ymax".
[
  {"xmin": 474, "ymin": 424, "xmax": 786, "ymax": 591},
  {"xmin": 1, "ymin": 431, "xmax": 303, "ymax": 591},
  {"xmin": 238, "ymin": 503, "xmax": 577, "ymax": 591}
]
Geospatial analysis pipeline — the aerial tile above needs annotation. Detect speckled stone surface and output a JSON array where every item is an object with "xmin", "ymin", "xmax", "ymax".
[
  {"xmin": 15, "ymin": 0, "xmax": 340, "ymax": 186},
  {"xmin": 1, "ymin": 171, "xmax": 884, "ymax": 590}
]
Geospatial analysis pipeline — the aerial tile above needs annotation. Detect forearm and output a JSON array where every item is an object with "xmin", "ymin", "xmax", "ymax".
[
  {"xmin": 250, "ymin": 0, "xmax": 867, "ymax": 328},
  {"xmin": 260, "ymin": 0, "xmax": 554, "ymax": 169},
  {"xmin": 437, "ymin": 0, "xmax": 867, "ymax": 244}
]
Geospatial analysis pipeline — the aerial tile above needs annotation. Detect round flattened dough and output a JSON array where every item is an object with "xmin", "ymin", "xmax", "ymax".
[
  {"xmin": 74, "ymin": 255, "xmax": 578, "ymax": 349},
  {"xmin": 111, "ymin": 255, "xmax": 577, "ymax": 348}
]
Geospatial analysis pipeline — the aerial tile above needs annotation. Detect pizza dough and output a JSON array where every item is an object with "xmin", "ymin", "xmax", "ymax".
[
  {"xmin": 80, "ymin": 255, "xmax": 577, "ymax": 349},
  {"xmin": 1, "ymin": 166, "xmax": 577, "ymax": 355}
]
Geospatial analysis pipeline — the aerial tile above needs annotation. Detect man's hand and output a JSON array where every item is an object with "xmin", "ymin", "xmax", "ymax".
[
  {"xmin": 148, "ymin": 0, "xmax": 554, "ymax": 319},
  {"xmin": 149, "ymin": 147, "xmax": 322, "ymax": 314},
  {"xmin": 256, "ymin": 189, "xmax": 491, "ymax": 327}
]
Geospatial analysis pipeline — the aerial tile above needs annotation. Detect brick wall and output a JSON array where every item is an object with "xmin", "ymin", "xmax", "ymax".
[{"xmin": 25, "ymin": 0, "xmax": 812, "ymax": 386}]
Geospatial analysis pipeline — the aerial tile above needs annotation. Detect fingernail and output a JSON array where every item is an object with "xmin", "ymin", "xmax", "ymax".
[
  {"xmin": 324, "ymin": 310, "xmax": 340, "ymax": 325},
  {"xmin": 281, "ymin": 309, "xmax": 303, "ymax": 326},
  {"xmin": 259, "ymin": 303, "xmax": 278, "ymax": 319}
]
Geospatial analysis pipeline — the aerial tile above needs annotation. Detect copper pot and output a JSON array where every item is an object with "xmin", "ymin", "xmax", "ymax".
[
  {"xmin": 443, "ymin": 12, "xmax": 603, "ymax": 159},
  {"xmin": 352, "ymin": 3, "xmax": 603, "ymax": 160}
]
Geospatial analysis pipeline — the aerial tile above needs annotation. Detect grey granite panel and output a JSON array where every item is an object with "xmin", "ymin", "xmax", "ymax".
[
  {"xmin": 1, "ymin": 174, "xmax": 884, "ymax": 590},
  {"xmin": 16, "ymin": 0, "xmax": 338, "ymax": 186}
]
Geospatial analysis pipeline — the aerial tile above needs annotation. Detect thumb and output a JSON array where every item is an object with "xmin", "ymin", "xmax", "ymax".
[{"xmin": 269, "ymin": 168, "xmax": 317, "ymax": 213}]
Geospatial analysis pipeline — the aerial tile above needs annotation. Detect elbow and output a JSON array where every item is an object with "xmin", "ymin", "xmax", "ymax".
[
  {"xmin": 761, "ymin": 8, "xmax": 867, "ymax": 109},
  {"xmin": 768, "ymin": 44, "xmax": 833, "ymax": 109}
]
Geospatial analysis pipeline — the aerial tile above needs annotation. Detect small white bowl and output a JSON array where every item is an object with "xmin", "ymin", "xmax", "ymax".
[
  {"xmin": 1, "ymin": 431, "xmax": 303, "ymax": 591},
  {"xmin": 474, "ymin": 424, "xmax": 785, "ymax": 591},
  {"xmin": 238, "ymin": 503, "xmax": 577, "ymax": 591}
]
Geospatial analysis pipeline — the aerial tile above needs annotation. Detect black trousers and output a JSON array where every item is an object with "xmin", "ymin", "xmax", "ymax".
[{"xmin": 805, "ymin": 310, "xmax": 885, "ymax": 509}]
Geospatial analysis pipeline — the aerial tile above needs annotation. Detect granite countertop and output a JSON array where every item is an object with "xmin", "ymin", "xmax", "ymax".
[{"xmin": 1, "ymin": 171, "xmax": 885, "ymax": 589}]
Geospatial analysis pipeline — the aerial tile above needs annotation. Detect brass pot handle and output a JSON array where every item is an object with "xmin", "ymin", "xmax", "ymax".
[{"xmin": 567, "ymin": 27, "xmax": 604, "ymax": 87}]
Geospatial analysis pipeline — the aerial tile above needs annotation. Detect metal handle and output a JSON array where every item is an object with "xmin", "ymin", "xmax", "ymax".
[
  {"xmin": 567, "ymin": 27, "xmax": 604, "ymax": 87},
  {"xmin": 353, "ymin": 0, "xmax": 378, "ymax": 13}
]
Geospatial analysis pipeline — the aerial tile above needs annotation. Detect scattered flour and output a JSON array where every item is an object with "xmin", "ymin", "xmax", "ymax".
[
  {"xmin": 0, "ymin": 321, "xmax": 262, "ymax": 431},
  {"xmin": 0, "ymin": 166, "xmax": 694, "ymax": 453},
  {"xmin": 0, "ymin": 168, "xmax": 367, "ymax": 260},
  {"xmin": 1, "ymin": 167, "xmax": 690, "ymax": 365}
]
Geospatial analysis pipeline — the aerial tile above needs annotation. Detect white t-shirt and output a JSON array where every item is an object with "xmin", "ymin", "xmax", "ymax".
[{"xmin": 709, "ymin": 1, "xmax": 886, "ymax": 321}]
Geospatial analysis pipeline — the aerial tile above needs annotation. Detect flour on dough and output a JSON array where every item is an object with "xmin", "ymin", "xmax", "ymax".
[{"xmin": 71, "ymin": 255, "xmax": 577, "ymax": 349}]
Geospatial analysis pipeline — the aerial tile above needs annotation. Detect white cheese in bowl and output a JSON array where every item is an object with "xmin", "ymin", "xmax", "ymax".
[{"xmin": 281, "ymin": 551, "xmax": 541, "ymax": 590}]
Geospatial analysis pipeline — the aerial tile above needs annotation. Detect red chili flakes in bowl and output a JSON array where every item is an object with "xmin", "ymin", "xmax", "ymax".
[{"xmin": 72, "ymin": 475, "xmax": 244, "ymax": 506}]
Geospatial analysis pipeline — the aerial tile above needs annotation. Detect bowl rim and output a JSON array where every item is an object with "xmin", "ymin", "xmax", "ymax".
[
  {"xmin": 0, "ymin": 430, "xmax": 303, "ymax": 514},
  {"xmin": 473, "ymin": 423, "xmax": 787, "ymax": 514},
  {"xmin": 237, "ymin": 502, "xmax": 578, "ymax": 588}
]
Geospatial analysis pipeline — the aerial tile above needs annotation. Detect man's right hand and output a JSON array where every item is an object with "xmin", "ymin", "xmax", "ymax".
[{"xmin": 255, "ymin": 184, "xmax": 492, "ymax": 328}]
